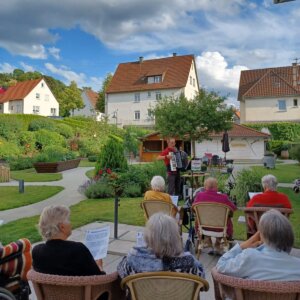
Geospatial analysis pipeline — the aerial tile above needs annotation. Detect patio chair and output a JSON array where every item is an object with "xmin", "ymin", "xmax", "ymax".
[
  {"xmin": 141, "ymin": 200, "xmax": 183, "ymax": 234},
  {"xmin": 211, "ymin": 267, "xmax": 300, "ymax": 300},
  {"xmin": 240, "ymin": 206, "xmax": 293, "ymax": 238},
  {"xmin": 121, "ymin": 271, "xmax": 209, "ymax": 300},
  {"xmin": 192, "ymin": 202, "xmax": 231, "ymax": 258},
  {"xmin": 27, "ymin": 270, "xmax": 125, "ymax": 300}
]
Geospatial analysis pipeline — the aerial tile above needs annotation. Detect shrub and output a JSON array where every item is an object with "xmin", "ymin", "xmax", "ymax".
[
  {"xmin": 0, "ymin": 139, "xmax": 21, "ymax": 160},
  {"xmin": 9, "ymin": 157, "xmax": 35, "ymax": 170},
  {"xmin": 122, "ymin": 184, "xmax": 142, "ymax": 197},
  {"xmin": 78, "ymin": 137, "xmax": 102, "ymax": 157},
  {"xmin": 88, "ymin": 155, "xmax": 98, "ymax": 162},
  {"xmin": 266, "ymin": 140, "xmax": 285, "ymax": 156},
  {"xmin": 84, "ymin": 181, "xmax": 114, "ymax": 198},
  {"xmin": 0, "ymin": 116, "xmax": 22, "ymax": 140},
  {"xmin": 233, "ymin": 168, "xmax": 263, "ymax": 206},
  {"xmin": 28, "ymin": 118, "xmax": 56, "ymax": 131},
  {"xmin": 96, "ymin": 135, "xmax": 128, "ymax": 172},
  {"xmin": 34, "ymin": 129, "xmax": 66, "ymax": 150},
  {"xmin": 55, "ymin": 123, "xmax": 74, "ymax": 138},
  {"xmin": 290, "ymin": 144, "xmax": 300, "ymax": 162},
  {"xmin": 35, "ymin": 146, "xmax": 76, "ymax": 162},
  {"xmin": 18, "ymin": 131, "xmax": 36, "ymax": 154}
]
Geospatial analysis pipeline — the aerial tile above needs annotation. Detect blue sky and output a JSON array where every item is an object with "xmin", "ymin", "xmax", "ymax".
[{"xmin": 0, "ymin": 0, "xmax": 299, "ymax": 106}]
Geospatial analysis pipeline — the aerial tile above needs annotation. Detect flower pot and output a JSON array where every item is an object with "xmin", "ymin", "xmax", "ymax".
[
  {"xmin": 280, "ymin": 150, "xmax": 289, "ymax": 159},
  {"xmin": 33, "ymin": 158, "xmax": 81, "ymax": 173}
]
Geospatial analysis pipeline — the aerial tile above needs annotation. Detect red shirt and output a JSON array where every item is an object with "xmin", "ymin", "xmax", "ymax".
[
  {"xmin": 160, "ymin": 147, "xmax": 177, "ymax": 173},
  {"xmin": 247, "ymin": 191, "xmax": 292, "ymax": 208}
]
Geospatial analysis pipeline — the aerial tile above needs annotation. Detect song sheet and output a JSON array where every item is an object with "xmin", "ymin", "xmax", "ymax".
[{"xmin": 85, "ymin": 226, "xmax": 110, "ymax": 260}]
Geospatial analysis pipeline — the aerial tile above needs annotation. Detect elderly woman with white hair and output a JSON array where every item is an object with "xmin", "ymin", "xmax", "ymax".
[
  {"xmin": 216, "ymin": 209, "xmax": 300, "ymax": 280},
  {"xmin": 117, "ymin": 213, "xmax": 205, "ymax": 278},
  {"xmin": 32, "ymin": 205, "xmax": 105, "ymax": 276},
  {"xmin": 144, "ymin": 175, "xmax": 178, "ymax": 217}
]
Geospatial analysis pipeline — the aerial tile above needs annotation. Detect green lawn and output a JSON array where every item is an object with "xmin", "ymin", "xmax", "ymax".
[
  {"xmin": 86, "ymin": 168, "xmax": 95, "ymax": 179},
  {"xmin": 251, "ymin": 163, "xmax": 300, "ymax": 183},
  {"xmin": 0, "ymin": 186, "xmax": 64, "ymax": 211},
  {"xmin": 79, "ymin": 159, "xmax": 96, "ymax": 167},
  {"xmin": 0, "ymin": 187, "xmax": 299, "ymax": 247},
  {"xmin": 11, "ymin": 168, "xmax": 62, "ymax": 182}
]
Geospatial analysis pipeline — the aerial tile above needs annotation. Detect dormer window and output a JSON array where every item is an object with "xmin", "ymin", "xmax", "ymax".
[{"xmin": 147, "ymin": 75, "xmax": 162, "ymax": 84}]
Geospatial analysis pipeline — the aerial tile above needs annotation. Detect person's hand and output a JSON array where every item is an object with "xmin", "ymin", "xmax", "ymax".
[
  {"xmin": 166, "ymin": 154, "xmax": 172, "ymax": 160},
  {"xmin": 95, "ymin": 259, "xmax": 103, "ymax": 271},
  {"xmin": 240, "ymin": 231, "xmax": 262, "ymax": 250}
]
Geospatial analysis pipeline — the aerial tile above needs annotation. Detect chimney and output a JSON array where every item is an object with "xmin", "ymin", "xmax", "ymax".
[
  {"xmin": 139, "ymin": 56, "xmax": 143, "ymax": 63},
  {"xmin": 173, "ymin": 53, "xmax": 177, "ymax": 57},
  {"xmin": 292, "ymin": 62, "xmax": 298, "ymax": 87}
]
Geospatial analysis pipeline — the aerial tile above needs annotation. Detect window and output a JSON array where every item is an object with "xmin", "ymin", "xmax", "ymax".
[
  {"xmin": 134, "ymin": 110, "xmax": 140, "ymax": 120},
  {"xmin": 0, "ymin": 104, "xmax": 2, "ymax": 110},
  {"xmin": 45, "ymin": 94, "xmax": 49, "ymax": 101},
  {"xmin": 10, "ymin": 105, "xmax": 13, "ymax": 111},
  {"xmin": 33, "ymin": 106, "xmax": 40, "ymax": 114},
  {"xmin": 147, "ymin": 75, "xmax": 162, "ymax": 84},
  {"xmin": 156, "ymin": 91, "xmax": 162, "ymax": 100},
  {"xmin": 293, "ymin": 99, "xmax": 298, "ymax": 107},
  {"xmin": 50, "ymin": 108, "xmax": 56, "ymax": 116},
  {"xmin": 190, "ymin": 76, "xmax": 192, "ymax": 85},
  {"xmin": 154, "ymin": 75, "xmax": 162, "ymax": 83},
  {"xmin": 148, "ymin": 91, "xmax": 151, "ymax": 97},
  {"xmin": 134, "ymin": 93, "xmax": 140, "ymax": 103},
  {"xmin": 41, "ymin": 82, "xmax": 44, "ymax": 88},
  {"xmin": 193, "ymin": 78, "xmax": 195, "ymax": 87},
  {"xmin": 278, "ymin": 100, "xmax": 286, "ymax": 111},
  {"xmin": 147, "ymin": 76, "xmax": 154, "ymax": 84},
  {"xmin": 36, "ymin": 93, "xmax": 40, "ymax": 99}
]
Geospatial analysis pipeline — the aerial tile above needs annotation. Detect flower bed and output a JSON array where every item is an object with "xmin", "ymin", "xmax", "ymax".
[{"xmin": 33, "ymin": 158, "xmax": 81, "ymax": 173}]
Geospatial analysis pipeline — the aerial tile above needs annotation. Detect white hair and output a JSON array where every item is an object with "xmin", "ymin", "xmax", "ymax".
[
  {"xmin": 262, "ymin": 174, "xmax": 278, "ymax": 191},
  {"xmin": 39, "ymin": 205, "xmax": 70, "ymax": 240},
  {"xmin": 144, "ymin": 213, "xmax": 183, "ymax": 258},
  {"xmin": 151, "ymin": 176, "xmax": 166, "ymax": 192}
]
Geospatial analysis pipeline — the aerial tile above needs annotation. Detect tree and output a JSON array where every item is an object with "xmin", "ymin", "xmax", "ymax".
[
  {"xmin": 152, "ymin": 90, "xmax": 234, "ymax": 154},
  {"xmin": 59, "ymin": 81, "xmax": 84, "ymax": 117},
  {"xmin": 96, "ymin": 73, "xmax": 113, "ymax": 113}
]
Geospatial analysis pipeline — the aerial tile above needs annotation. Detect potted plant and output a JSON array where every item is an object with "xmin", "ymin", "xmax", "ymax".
[
  {"xmin": 33, "ymin": 147, "xmax": 80, "ymax": 173},
  {"xmin": 280, "ymin": 144, "xmax": 289, "ymax": 159}
]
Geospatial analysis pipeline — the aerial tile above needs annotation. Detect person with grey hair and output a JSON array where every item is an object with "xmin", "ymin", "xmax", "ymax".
[
  {"xmin": 247, "ymin": 174, "xmax": 291, "ymax": 208},
  {"xmin": 144, "ymin": 176, "xmax": 178, "ymax": 217},
  {"xmin": 32, "ymin": 205, "xmax": 105, "ymax": 277},
  {"xmin": 117, "ymin": 213, "xmax": 205, "ymax": 279},
  {"xmin": 216, "ymin": 209, "xmax": 300, "ymax": 280}
]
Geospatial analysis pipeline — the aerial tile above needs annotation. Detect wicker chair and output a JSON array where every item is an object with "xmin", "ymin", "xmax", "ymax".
[
  {"xmin": 211, "ymin": 267, "xmax": 300, "ymax": 300},
  {"xmin": 27, "ymin": 270, "xmax": 125, "ymax": 300},
  {"xmin": 121, "ymin": 271, "xmax": 209, "ymax": 300},
  {"xmin": 192, "ymin": 202, "xmax": 231, "ymax": 257},
  {"xmin": 240, "ymin": 206, "xmax": 293, "ymax": 238}
]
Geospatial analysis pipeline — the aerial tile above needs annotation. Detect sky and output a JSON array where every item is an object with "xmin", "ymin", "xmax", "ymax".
[{"xmin": 0, "ymin": 0, "xmax": 299, "ymax": 107}]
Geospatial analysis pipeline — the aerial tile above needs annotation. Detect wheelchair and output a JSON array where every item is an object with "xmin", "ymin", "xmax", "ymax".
[{"xmin": 0, "ymin": 239, "xmax": 32, "ymax": 300}]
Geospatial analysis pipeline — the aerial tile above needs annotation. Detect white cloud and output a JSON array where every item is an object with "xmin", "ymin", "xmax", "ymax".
[
  {"xmin": 48, "ymin": 47, "xmax": 60, "ymax": 60},
  {"xmin": 19, "ymin": 62, "xmax": 34, "ymax": 72},
  {"xmin": 0, "ymin": 62, "xmax": 15, "ymax": 73}
]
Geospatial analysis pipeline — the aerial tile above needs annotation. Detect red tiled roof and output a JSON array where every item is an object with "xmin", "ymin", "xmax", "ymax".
[
  {"xmin": 106, "ymin": 55, "xmax": 195, "ymax": 93},
  {"xmin": 85, "ymin": 89, "xmax": 98, "ymax": 109},
  {"xmin": 0, "ymin": 78, "xmax": 42, "ymax": 103},
  {"xmin": 210, "ymin": 123, "xmax": 270, "ymax": 138},
  {"xmin": 238, "ymin": 65, "xmax": 300, "ymax": 101},
  {"xmin": 234, "ymin": 110, "xmax": 240, "ymax": 119}
]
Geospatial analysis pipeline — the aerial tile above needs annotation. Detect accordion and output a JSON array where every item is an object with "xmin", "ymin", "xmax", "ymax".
[{"xmin": 169, "ymin": 150, "xmax": 183, "ymax": 171}]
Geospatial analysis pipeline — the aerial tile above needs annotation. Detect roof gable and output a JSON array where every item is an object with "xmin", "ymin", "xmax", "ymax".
[
  {"xmin": 106, "ymin": 55, "xmax": 194, "ymax": 94},
  {"xmin": 84, "ymin": 89, "xmax": 98, "ymax": 109},
  {"xmin": 0, "ymin": 78, "xmax": 42, "ymax": 103},
  {"xmin": 238, "ymin": 65, "xmax": 300, "ymax": 100}
]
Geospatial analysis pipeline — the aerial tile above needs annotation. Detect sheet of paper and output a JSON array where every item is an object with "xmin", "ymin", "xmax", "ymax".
[
  {"xmin": 136, "ymin": 232, "xmax": 146, "ymax": 247},
  {"xmin": 238, "ymin": 216, "xmax": 246, "ymax": 223},
  {"xmin": 248, "ymin": 192, "xmax": 262, "ymax": 199},
  {"xmin": 84, "ymin": 226, "xmax": 110, "ymax": 260},
  {"xmin": 191, "ymin": 160, "xmax": 201, "ymax": 172},
  {"xmin": 171, "ymin": 195, "xmax": 179, "ymax": 206}
]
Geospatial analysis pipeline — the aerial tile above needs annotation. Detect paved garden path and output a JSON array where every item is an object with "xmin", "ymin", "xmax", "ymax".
[{"xmin": 0, "ymin": 167, "xmax": 93, "ymax": 224}]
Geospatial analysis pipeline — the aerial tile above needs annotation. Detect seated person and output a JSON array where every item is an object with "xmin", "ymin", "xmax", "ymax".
[
  {"xmin": 117, "ymin": 213, "xmax": 205, "ymax": 279},
  {"xmin": 32, "ymin": 205, "xmax": 105, "ymax": 276},
  {"xmin": 144, "ymin": 175, "xmax": 178, "ymax": 217},
  {"xmin": 247, "ymin": 174, "xmax": 292, "ymax": 208},
  {"xmin": 216, "ymin": 209, "xmax": 300, "ymax": 280},
  {"xmin": 193, "ymin": 177, "xmax": 236, "ymax": 251}
]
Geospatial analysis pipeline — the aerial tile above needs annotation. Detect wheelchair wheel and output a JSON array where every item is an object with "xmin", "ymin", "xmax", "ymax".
[{"xmin": 0, "ymin": 288, "xmax": 16, "ymax": 300}]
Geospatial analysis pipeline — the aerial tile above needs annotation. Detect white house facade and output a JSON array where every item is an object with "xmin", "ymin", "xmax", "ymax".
[
  {"xmin": 0, "ymin": 78, "xmax": 59, "ymax": 117},
  {"xmin": 106, "ymin": 54, "xmax": 199, "ymax": 127}
]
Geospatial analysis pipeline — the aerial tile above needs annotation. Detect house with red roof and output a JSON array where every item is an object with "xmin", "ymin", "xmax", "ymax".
[
  {"xmin": 0, "ymin": 78, "xmax": 59, "ymax": 116},
  {"xmin": 238, "ymin": 63, "xmax": 300, "ymax": 123},
  {"xmin": 106, "ymin": 54, "xmax": 199, "ymax": 127},
  {"xmin": 72, "ymin": 88, "xmax": 104, "ymax": 121}
]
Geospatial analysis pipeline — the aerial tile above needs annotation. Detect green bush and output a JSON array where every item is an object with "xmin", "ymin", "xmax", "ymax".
[
  {"xmin": 84, "ymin": 181, "xmax": 114, "ymax": 198},
  {"xmin": 233, "ymin": 168, "xmax": 263, "ymax": 206},
  {"xmin": 34, "ymin": 129, "xmax": 66, "ymax": 149},
  {"xmin": 122, "ymin": 184, "xmax": 142, "ymax": 197},
  {"xmin": 9, "ymin": 157, "xmax": 35, "ymax": 170},
  {"xmin": 29, "ymin": 118, "xmax": 56, "ymax": 131},
  {"xmin": 0, "ymin": 139, "xmax": 21, "ymax": 159},
  {"xmin": 18, "ymin": 131, "xmax": 36, "ymax": 154},
  {"xmin": 0, "ymin": 116, "xmax": 22, "ymax": 140},
  {"xmin": 35, "ymin": 146, "xmax": 76, "ymax": 162},
  {"xmin": 55, "ymin": 123, "xmax": 74, "ymax": 138},
  {"xmin": 96, "ymin": 135, "xmax": 128, "ymax": 172},
  {"xmin": 290, "ymin": 144, "xmax": 300, "ymax": 162},
  {"xmin": 78, "ymin": 138, "xmax": 102, "ymax": 157},
  {"xmin": 88, "ymin": 155, "xmax": 98, "ymax": 162}
]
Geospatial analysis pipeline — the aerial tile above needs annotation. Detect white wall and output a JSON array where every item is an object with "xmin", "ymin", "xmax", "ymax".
[
  {"xmin": 184, "ymin": 59, "xmax": 200, "ymax": 99},
  {"xmin": 23, "ymin": 79, "xmax": 59, "ymax": 116},
  {"xmin": 195, "ymin": 137, "xmax": 266, "ymax": 160},
  {"xmin": 241, "ymin": 96, "xmax": 300, "ymax": 123},
  {"xmin": 106, "ymin": 88, "xmax": 183, "ymax": 126},
  {"xmin": 73, "ymin": 91, "xmax": 95, "ymax": 118}
]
